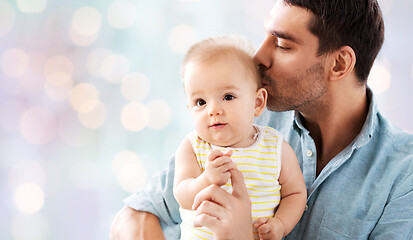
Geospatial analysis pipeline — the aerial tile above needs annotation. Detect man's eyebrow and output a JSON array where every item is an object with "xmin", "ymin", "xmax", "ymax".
[{"xmin": 274, "ymin": 31, "xmax": 303, "ymax": 44}]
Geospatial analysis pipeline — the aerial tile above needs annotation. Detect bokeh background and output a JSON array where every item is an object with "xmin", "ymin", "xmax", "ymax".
[{"xmin": 0, "ymin": 0, "xmax": 412, "ymax": 239}]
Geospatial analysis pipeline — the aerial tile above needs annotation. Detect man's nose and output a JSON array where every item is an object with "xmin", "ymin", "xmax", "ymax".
[{"xmin": 253, "ymin": 37, "xmax": 274, "ymax": 71}]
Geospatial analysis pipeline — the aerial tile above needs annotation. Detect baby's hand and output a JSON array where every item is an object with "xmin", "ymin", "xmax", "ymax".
[
  {"xmin": 204, "ymin": 149, "xmax": 236, "ymax": 186},
  {"xmin": 254, "ymin": 217, "xmax": 284, "ymax": 240}
]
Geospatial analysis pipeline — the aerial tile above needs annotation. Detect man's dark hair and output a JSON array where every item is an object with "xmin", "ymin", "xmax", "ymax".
[{"xmin": 284, "ymin": 0, "xmax": 385, "ymax": 83}]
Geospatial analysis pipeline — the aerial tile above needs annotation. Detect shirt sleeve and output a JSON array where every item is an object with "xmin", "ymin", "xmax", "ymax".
[
  {"xmin": 123, "ymin": 155, "xmax": 181, "ymax": 238},
  {"xmin": 369, "ymin": 158, "xmax": 413, "ymax": 239}
]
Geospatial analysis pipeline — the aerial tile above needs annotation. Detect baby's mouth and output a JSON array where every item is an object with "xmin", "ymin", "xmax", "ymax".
[{"xmin": 210, "ymin": 123, "xmax": 227, "ymax": 129}]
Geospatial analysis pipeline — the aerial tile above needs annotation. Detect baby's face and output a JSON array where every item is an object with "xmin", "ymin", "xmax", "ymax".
[{"xmin": 184, "ymin": 57, "xmax": 260, "ymax": 148}]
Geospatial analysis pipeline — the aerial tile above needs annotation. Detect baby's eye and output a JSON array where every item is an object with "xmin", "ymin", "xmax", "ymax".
[
  {"xmin": 195, "ymin": 99, "xmax": 206, "ymax": 107},
  {"xmin": 223, "ymin": 94, "xmax": 235, "ymax": 101}
]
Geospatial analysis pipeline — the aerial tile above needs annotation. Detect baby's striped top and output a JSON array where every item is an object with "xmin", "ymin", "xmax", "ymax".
[{"xmin": 179, "ymin": 125, "xmax": 283, "ymax": 240}]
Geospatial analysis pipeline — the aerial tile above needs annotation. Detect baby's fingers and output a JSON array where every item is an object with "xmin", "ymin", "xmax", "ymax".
[{"xmin": 207, "ymin": 149, "xmax": 223, "ymax": 162}]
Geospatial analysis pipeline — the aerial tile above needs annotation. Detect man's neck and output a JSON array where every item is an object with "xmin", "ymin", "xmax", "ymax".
[{"xmin": 300, "ymin": 84, "xmax": 369, "ymax": 176}]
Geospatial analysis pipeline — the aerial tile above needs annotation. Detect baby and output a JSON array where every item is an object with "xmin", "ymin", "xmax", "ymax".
[{"xmin": 173, "ymin": 35, "xmax": 307, "ymax": 240}]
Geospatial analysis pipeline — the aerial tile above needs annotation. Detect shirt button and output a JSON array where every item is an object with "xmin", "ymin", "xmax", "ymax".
[{"xmin": 306, "ymin": 150, "xmax": 313, "ymax": 157}]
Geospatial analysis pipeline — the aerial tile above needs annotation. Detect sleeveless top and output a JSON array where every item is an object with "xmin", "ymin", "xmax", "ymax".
[{"xmin": 179, "ymin": 125, "xmax": 283, "ymax": 240}]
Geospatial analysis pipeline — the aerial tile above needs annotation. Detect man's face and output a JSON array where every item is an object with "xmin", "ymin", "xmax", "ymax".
[{"xmin": 253, "ymin": 1, "xmax": 328, "ymax": 112}]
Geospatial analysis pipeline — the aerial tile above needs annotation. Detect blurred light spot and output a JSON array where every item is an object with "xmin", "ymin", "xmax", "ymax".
[
  {"xmin": 147, "ymin": 100, "xmax": 171, "ymax": 129},
  {"xmin": 0, "ymin": 100, "xmax": 26, "ymax": 131},
  {"xmin": 0, "ymin": 0, "xmax": 15, "ymax": 37},
  {"xmin": 113, "ymin": 151, "xmax": 148, "ymax": 192},
  {"xmin": 87, "ymin": 48, "xmax": 111, "ymax": 77},
  {"xmin": 78, "ymin": 100, "xmax": 107, "ymax": 129},
  {"xmin": 71, "ymin": 6, "xmax": 101, "ymax": 36},
  {"xmin": 8, "ymin": 160, "xmax": 46, "ymax": 190},
  {"xmin": 1, "ymin": 48, "xmax": 29, "ymax": 78},
  {"xmin": 44, "ymin": 72, "xmax": 74, "ymax": 102},
  {"xmin": 44, "ymin": 55, "xmax": 74, "ymax": 76},
  {"xmin": 16, "ymin": 0, "xmax": 47, "ymax": 13},
  {"xmin": 121, "ymin": 102, "xmax": 149, "ymax": 131},
  {"xmin": 108, "ymin": 0, "xmax": 136, "ymax": 29},
  {"xmin": 11, "ymin": 213, "xmax": 49, "ymax": 240},
  {"xmin": 14, "ymin": 52, "xmax": 46, "ymax": 93},
  {"xmin": 368, "ymin": 64, "xmax": 391, "ymax": 94},
  {"xmin": 14, "ymin": 183, "xmax": 45, "ymax": 214},
  {"xmin": 19, "ymin": 107, "xmax": 57, "ymax": 145},
  {"xmin": 70, "ymin": 161, "xmax": 99, "ymax": 190},
  {"xmin": 121, "ymin": 72, "xmax": 150, "ymax": 101},
  {"xmin": 168, "ymin": 25, "xmax": 198, "ymax": 54},
  {"xmin": 101, "ymin": 54, "xmax": 130, "ymax": 83},
  {"xmin": 69, "ymin": 27, "xmax": 99, "ymax": 46},
  {"xmin": 69, "ymin": 83, "xmax": 100, "ymax": 112},
  {"xmin": 59, "ymin": 113, "xmax": 95, "ymax": 147}
]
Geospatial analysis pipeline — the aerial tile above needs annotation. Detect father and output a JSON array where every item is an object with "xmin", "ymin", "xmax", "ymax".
[{"xmin": 111, "ymin": 0, "xmax": 413, "ymax": 239}]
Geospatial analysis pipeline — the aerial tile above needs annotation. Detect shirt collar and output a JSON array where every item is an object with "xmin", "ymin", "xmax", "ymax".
[{"xmin": 292, "ymin": 88, "xmax": 377, "ymax": 148}]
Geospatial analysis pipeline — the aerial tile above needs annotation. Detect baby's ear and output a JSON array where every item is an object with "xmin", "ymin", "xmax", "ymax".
[{"xmin": 254, "ymin": 88, "xmax": 267, "ymax": 117}]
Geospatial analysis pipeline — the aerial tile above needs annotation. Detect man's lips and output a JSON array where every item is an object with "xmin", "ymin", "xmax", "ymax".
[{"xmin": 209, "ymin": 123, "xmax": 227, "ymax": 129}]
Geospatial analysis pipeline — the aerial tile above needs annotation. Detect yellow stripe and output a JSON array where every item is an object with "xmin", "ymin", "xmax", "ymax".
[
  {"xmin": 252, "ymin": 208, "xmax": 275, "ymax": 212},
  {"xmin": 251, "ymin": 200, "xmax": 280, "ymax": 204},
  {"xmin": 252, "ymin": 215, "xmax": 274, "ymax": 219},
  {"xmin": 243, "ymin": 149, "xmax": 276, "ymax": 154},
  {"xmin": 192, "ymin": 231, "xmax": 211, "ymax": 240},
  {"xmin": 236, "ymin": 162, "xmax": 277, "ymax": 168},
  {"xmin": 194, "ymin": 227, "xmax": 213, "ymax": 236},
  {"xmin": 258, "ymin": 144, "xmax": 277, "ymax": 149},
  {"xmin": 262, "ymin": 139, "xmax": 278, "ymax": 142},
  {"xmin": 244, "ymin": 177, "xmax": 278, "ymax": 182},
  {"xmin": 198, "ymin": 162, "xmax": 276, "ymax": 169},
  {"xmin": 249, "ymin": 193, "xmax": 280, "ymax": 197},
  {"xmin": 245, "ymin": 183, "xmax": 278, "ymax": 188},
  {"xmin": 196, "ymin": 153, "xmax": 207, "ymax": 156},
  {"xmin": 241, "ymin": 170, "xmax": 278, "ymax": 176},
  {"xmin": 232, "ymin": 155, "xmax": 276, "ymax": 161},
  {"xmin": 195, "ymin": 146, "xmax": 211, "ymax": 150},
  {"xmin": 247, "ymin": 187, "xmax": 281, "ymax": 193}
]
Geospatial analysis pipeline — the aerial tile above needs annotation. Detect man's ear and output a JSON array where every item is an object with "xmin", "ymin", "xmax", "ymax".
[
  {"xmin": 254, "ymin": 88, "xmax": 267, "ymax": 117},
  {"xmin": 330, "ymin": 45, "xmax": 356, "ymax": 81}
]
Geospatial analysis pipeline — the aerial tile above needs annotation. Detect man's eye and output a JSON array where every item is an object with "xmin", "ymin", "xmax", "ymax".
[
  {"xmin": 196, "ymin": 99, "xmax": 206, "ymax": 106},
  {"xmin": 223, "ymin": 94, "xmax": 235, "ymax": 101},
  {"xmin": 276, "ymin": 45, "xmax": 290, "ymax": 50}
]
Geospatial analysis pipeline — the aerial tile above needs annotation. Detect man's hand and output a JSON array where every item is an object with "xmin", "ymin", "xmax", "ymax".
[
  {"xmin": 192, "ymin": 168, "xmax": 253, "ymax": 240},
  {"xmin": 204, "ymin": 149, "xmax": 235, "ymax": 186},
  {"xmin": 254, "ymin": 217, "xmax": 285, "ymax": 240},
  {"xmin": 110, "ymin": 206, "xmax": 165, "ymax": 240}
]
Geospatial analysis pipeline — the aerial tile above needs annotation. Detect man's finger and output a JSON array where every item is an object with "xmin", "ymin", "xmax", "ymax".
[
  {"xmin": 192, "ymin": 184, "xmax": 232, "ymax": 210},
  {"xmin": 229, "ymin": 168, "xmax": 249, "ymax": 200},
  {"xmin": 195, "ymin": 200, "xmax": 226, "ymax": 220},
  {"xmin": 193, "ymin": 212, "xmax": 220, "ymax": 229}
]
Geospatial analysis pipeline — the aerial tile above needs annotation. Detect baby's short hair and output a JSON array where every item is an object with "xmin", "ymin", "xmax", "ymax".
[{"xmin": 181, "ymin": 35, "xmax": 261, "ymax": 88}]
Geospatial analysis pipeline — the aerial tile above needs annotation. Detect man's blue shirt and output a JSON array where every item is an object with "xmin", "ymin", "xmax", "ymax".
[{"xmin": 124, "ymin": 90, "xmax": 413, "ymax": 239}]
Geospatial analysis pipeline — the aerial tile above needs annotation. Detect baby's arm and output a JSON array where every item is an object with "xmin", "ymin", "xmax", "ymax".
[
  {"xmin": 254, "ymin": 140, "xmax": 307, "ymax": 240},
  {"xmin": 173, "ymin": 137, "xmax": 236, "ymax": 210}
]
